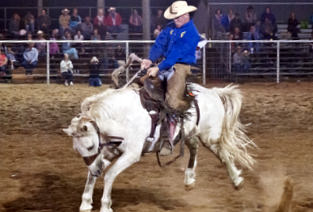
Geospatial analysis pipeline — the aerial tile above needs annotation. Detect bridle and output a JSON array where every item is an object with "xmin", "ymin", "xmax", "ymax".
[{"xmin": 82, "ymin": 120, "xmax": 123, "ymax": 166}]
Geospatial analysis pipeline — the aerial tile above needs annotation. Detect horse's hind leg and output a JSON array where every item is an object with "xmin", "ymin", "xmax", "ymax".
[
  {"xmin": 184, "ymin": 136, "xmax": 199, "ymax": 191},
  {"xmin": 80, "ymin": 171, "xmax": 97, "ymax": 212},
  {"xmin": 200, "ymin": 132, "xmax": 243, "ymax": 188}
]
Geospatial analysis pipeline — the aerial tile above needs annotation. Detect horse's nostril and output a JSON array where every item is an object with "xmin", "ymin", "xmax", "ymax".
[{"xmin": 87, "ymin": 145, "xmax": 94, "ymax": 151}]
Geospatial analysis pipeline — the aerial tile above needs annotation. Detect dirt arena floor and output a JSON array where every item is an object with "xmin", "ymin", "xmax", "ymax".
[{"xmin": 1, "ymin": 82, "xmax": 313, "ymax": 212}]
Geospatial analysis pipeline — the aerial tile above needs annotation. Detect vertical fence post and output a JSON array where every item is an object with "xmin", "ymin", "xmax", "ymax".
[
  {"xmin": 46, "ymin": 41, "xmax": 50, "ymax": 85},
  {"xmin": 228, "ymin": 42, "xmax": 232, "ymax": 80},
  {"xmin": 125, "ymin": 41, "xmax": 129, "ymax": 82},
  {"xmin": 276, "ymin": 41, "xmax": 280, "ymax": 83},
  {"xmin": 202, "ymin": 43, "xmax": 206, "ymax": 85}
]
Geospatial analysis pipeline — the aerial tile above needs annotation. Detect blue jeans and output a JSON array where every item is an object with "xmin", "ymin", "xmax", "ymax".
[
  {"xmin": 89, "ymin": 77, "xmax": 102, "ymax": 87},
  {"xmin": 22, "ymin": 60, "xmax": 37, "ymax": 74},
  {"xmin": 62, "ymin": 71, "xmax": 73, "ymax": 83}
]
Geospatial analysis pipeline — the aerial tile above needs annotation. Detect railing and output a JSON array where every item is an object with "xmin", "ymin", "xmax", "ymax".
[{"xmin": 0, "ymin": 39, "xmax": 312, "ymax": 84}]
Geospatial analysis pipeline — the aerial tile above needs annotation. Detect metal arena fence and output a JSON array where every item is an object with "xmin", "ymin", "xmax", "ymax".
[{"xmin": 0, "ymin": 39, "xmax": 312, "ymax": 84}]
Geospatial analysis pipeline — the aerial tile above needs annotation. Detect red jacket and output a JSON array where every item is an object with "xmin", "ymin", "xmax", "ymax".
[
  {"xmin": 105, "ymin": 13, "xmax": 122, "ymax": 26},
  {"xmin": 93, "ymin": 16, "xmax": 106, "ymax": 27}
]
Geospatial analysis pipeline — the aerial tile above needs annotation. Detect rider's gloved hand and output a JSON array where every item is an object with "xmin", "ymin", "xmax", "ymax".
[{"xmin": 141, "ymin": 59, "xmax": 152, "ymax": 70}]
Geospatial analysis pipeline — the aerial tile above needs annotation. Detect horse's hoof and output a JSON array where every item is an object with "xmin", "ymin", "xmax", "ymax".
[{"xmin": 185, "ymin": 182, "xmax": 195, "ymax": 191}]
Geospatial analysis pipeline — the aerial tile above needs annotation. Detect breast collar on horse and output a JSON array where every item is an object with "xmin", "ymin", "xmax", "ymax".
[{"xmin": 82, "ymin": 120, "xmax": 124, "ymax": 166}]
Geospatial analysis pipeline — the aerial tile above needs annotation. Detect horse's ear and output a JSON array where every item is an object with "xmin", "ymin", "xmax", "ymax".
[{"xmin": 63, "ymin": 127, "xmax": 73, "ymax": 136}]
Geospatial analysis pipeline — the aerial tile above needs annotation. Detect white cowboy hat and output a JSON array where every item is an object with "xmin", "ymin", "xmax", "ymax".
[
  {"xmin": 90, "ymin": 56, "xmax": 99, "ymax": 63},
  {"xmin": 108, "ymin": 7, "xmax": 116, "ymax": 12},
  {"xmin": 37, "ymin": 30, "xmax": 44, "ymax": 35},
  {"xmin": 164, "ymin": 1, "xmax": 197, "ymax": 20},
  {"xmin": 62, "ymin": 8, "xmax": 70, "ymax": 13}
]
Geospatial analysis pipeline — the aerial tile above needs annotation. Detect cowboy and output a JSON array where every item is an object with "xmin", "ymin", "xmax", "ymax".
[{"xmin": 141, "ymin": 1, "xmax": 200, "ymax": 113}]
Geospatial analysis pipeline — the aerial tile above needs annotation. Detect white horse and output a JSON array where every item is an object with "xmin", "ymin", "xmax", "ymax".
[{"xmin": 63, "ymin": 83, "xmax": 256, "ymax": 212}]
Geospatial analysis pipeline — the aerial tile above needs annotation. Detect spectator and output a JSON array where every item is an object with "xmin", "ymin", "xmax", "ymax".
[
  {"xmin": 26, "ymin": 32, "xmax": 33, "ymax": 40},
  {"xmin": 106, "ymin": 7, "xmax": 123, "ymax": 39},
  {"xmin": 70, "ymin": 8, "xmax": 82, "ymax": 32},
  {"xmin": 49, "ymin": 29, "xmax": 60, "ymax": 58},
  {"xmin": 91, "ymin": 28, "xmax": 101, "ymax": 40},
  {"xmin": 245, "ymin": 25, "xmax": 261, "ymax": 53},
  {"xmin": 129, "ymin": 9, "xmax": 142, "ymax": 33},
  {"xmin": 230, "ymin": 13, "xmax": 243, "ymax": 34},
  {"xmin": 89, "ymin": 56, "xmax": 102, "ymax": 87},
  {"xmin": 261, "ymin": 17, "xmax": 276, "ymax": 39},
  {"xmin": 310, "ymin": 32, "xmax": 313, "ymax": 54},
  {"xmin": 287, "ymin": 12, "xmax": 300, "ymax": 39},
  {"xmin": 22, "ymin": 43, "xmax": 38, "ymax": 75},
  {"xmin": 62, "ymin": 31, "xmax": 79, "ymax": 59},
  {"xmin": 81, "ymin": 16, "xmax": 93, "ymax": 40},
  {"xmin": 35, "ymin": 30, "xmax": 46, "ymax": 58},
  {"xmin": 60, "ymin": 53, "xmax": 74, "ymax": 86},
  {"xmin": 232, "ymin": 26, "xmax": 243, "ymax": 40},
  {"xmin": 9, "ymin": 13, "xmax": 21, "ymax": 39},
  {"xmin": 232, "ymin": 46, "xmax": 250, "ymax": 73},
  {"xmin": 0, "ymin": 48, "xmax": 8, "ymax": 77},
  {"xmin": 114, "ymin": 44, "xmax": 125, "ymax": 62},
  {"xmin": 261, "ymin": 7, "xmax": 277, "ymax": 34},
  {"xmin": 152, "ymin": 9, "xmax": 167, "ymax": 28},
  {"xmin": 213, "ymin": 9, "xmax": 225, "ymax": 39},
  {"xmin": 153, "ymin": 24, "xmax": 162, "ymax": 39},
  {"xmin": 24, "ymin": 12, "xmax": 35, "ymax": 35},
  {"xmin": 59, "ymin": 8, "xmax": 71, "ymax": 36},
  {"xmin": 93, "ymin": 8, "xmax": 107, "ymax": 39},
  {"xmin": 221, "ymin": 9, "xmax": 235, "ymax": 32},
  {"xmin": 244, "ymin": 6, "xmax": 257, "ymax": 31},
  {"xmin": 310, "ymin": 13, "xmax": 313, "ymax": 29},
  {"xmin": 37, "ymin": 9, "xmax": 51, "ymax": 35},
  {"xmin": 2, "ymin": 44, "xmax": 17, "ymax": 71},
  {"xmin": 74, "ymin": 30, "xmax": 85, "ymax": 54}
]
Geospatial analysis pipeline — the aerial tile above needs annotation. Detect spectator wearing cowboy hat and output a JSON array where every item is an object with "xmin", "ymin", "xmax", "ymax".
[
  {"xmin": 59, "ymin": 8, "xmax": 71, "ymax": 36},
  {"xmin": 89, "ymin": 56, "xmax": 102, "ymax": 87},
  {"xmin": 106, "ymin": 7, "xmax": 123, "ymax": 39},
  {"xmin": 141, "ymin": 1, "xmax": 200, "ymax": 113}
]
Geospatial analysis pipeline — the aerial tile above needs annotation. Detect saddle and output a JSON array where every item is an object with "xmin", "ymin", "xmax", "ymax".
[{"xmin": 139, "ymin": 77, "xmax": 200, "ymax": 166}]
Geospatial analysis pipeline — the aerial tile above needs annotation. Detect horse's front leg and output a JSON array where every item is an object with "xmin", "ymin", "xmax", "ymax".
[
  {"xmin": 80, "ymin": 171, "xmax": 97, "ymax": 212},
  {"xmin": 184, "ymin": 136, "xmax": 199, "ymax": 191},
  {"xmin": 100, "ymin": 152, "xmax": 140, "ymax": 212}
]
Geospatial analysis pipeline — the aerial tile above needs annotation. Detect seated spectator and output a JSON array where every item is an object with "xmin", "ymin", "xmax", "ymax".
[
  {"xmin": 27, "ymin": 32, "xmax": 33, "ymax": 40},
  {"xmin": 62, "ymin": 31, "xmax": 79, "ymax": 59},
  {"xmin": 310, "ymin": 13, "xmax": 313, "ymax": 29},
  {"xmin": 287, "ymin": 12, "xmax": 300, "ymax": 39},
  {"xmin": 91, "ymin": 28, "xmax": 101, "ymax": 40},
  {"xmin": 153, "ymin": 24, "xmax": 162, "ymax": 39},
  {"xmin": 244, "ymin": 6, "xmax": 257, "ymax": 31},
  {"xmin": 3, "ymin": 45, "xmax": 17, "ymax": 71},
  {"xmin": 106, "ymin": 7, "xmax": 123, "ymax": 39},
  {"xmin": 152, "ymin": 9, "xmax": 167, "ymax": 29},
  {"xmin": 9, "ymin": 13, "xmax": 21, "ymax": 39},
  {"xmin": 261, "ymin": 17, "xmax": 276, "ymax": 39},
  {"xmin": 60, "ymin": 53, "xmax": 74, "ymax": 86},
  {"xmin": 213, "ymin": 9, "xmax": 225, "ymax": 39},
  {"xmin": 49, "ymin": 29, "xmax": 60, "ymax": 58},
  {"xmin": 59, "ymin": 8, "xmax": 71, "ymax": 36},
  {"xmin": 230, "ymin": 13, "xmax": 243, "ymax": 34},
  {"xmin": 129, "ymin": 9, "xmax": 142, "ymax": 33},
  {"xmin": 24, "ymin": 12, "xmax": 35, "ymax": 35},
  {"xmin": 70, "ymin": 8, "xmax": 82, "ymax": 32},
  {"xmin": 232, "ymin": 46, "xmax": 250, "ymax": 73},
  {"xmin": 81, "ymin": 16, "xmax": 93, "ymax": 40},
  {"xmin": 35, "ymin": 30, "xmax": 46, "ymax": 58},
  {"xmin": 37, "ymin": 9, "xmax": 51, "ymax": 35},
  {"xmin": 261, "ymin": 7, "xmax": 277, "ymax": 34},
  {"xmin": 0, "ymin": 48, "xmax": 8, "ymax": 77},
  {"xmin": 245, "ymin": 25, "xmax": 261, "ymax": 53},
  {"xmin": 114, "ymin": 44, "xmax": 125, "ymax": 62},
  {"xmin": 74, "ymin": 30, "xmax": 85, "ymax": 54},
  {"xmin": 89, "ymin": 56, "xmax": 102, "ymax": 87},
  {"xmin": 93, "ymin": 8, "xmax": 107, "ymax": 40},
  {"xmin": 221, "ymin": 9, "xmax": 235, "ymax": 32},
  {"xmin": 231, "ymin": 26, "xmax": 243, "ymax": 40},
  {"xmin": 22, "ymin": 43, "xmax": 38, "ymax": 75}
]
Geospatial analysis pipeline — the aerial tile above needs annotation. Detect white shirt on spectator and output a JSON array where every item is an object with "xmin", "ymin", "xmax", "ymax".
[
  {"xmin": 23, "ymin": 47, "xmax": 38, "ymax": 63},
  {"xmin": 60, "ymin": 60, "xmax": 73, "ymax": 73},
  {"xmin": 74, "ymin": 34, "xmax": 84, "ymax": 40}
]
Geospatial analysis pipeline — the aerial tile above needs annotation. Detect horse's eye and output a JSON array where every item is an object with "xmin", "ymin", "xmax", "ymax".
[{"xmin": 87, "ymin": 145, "xmax": 94, "ymax": 151}]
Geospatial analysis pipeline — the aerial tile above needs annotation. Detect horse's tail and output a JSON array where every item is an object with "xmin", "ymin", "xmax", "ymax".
[{"xmin": 214, "ymin": 84, "xmax": 256, "ymax": 170}]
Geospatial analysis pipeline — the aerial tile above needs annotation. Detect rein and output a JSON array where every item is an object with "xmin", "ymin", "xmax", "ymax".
[{"xmin": 82, "ymin": 121, "xmax": 123, "ymax": 166}]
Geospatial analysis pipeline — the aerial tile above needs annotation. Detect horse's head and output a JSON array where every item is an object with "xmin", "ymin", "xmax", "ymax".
[{"xmin": 63, "ymin": 114, "xmax": 107, "ymax": 176}]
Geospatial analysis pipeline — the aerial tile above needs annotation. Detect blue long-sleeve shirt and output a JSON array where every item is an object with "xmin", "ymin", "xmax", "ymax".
[{"xmin": 149, "ymin": 20, "xmax": 200, "ymax": 72}]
